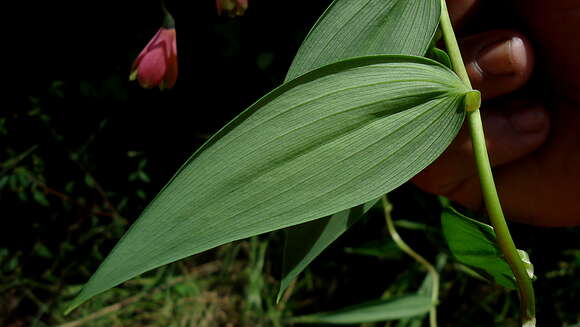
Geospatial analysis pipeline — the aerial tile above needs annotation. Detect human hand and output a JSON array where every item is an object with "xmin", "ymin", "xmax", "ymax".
[{"xmin": 412, "ymin": 0, "xmax": 580, "ymax": 226}]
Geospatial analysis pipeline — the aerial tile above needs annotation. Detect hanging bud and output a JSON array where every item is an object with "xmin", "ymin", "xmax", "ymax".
[
  {"xmin": 130, "ymin": 6, "xmax": 178, "ymax": 90},
  {"xmin": 216, "ymin": 0, "xmax": 248, "ymax": 17}
]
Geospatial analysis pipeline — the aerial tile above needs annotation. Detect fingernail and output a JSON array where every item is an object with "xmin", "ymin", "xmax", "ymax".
[
  {"xmin": 478, "ymin": 37, "xmax": 526, "ymax": 76},
  {"xmin": 509, "ymin": 107, "xmax": 548, "ymax": 133}
]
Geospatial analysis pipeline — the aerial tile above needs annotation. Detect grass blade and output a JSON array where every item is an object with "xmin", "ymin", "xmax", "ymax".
[{"xmin": 292, "ymin": 295, "xmax": 433, "ymax": 324}]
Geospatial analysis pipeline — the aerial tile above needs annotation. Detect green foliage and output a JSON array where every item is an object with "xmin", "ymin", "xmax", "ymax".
[
  {"xmin": 291, "ymin": 295, "xmax": 433, "ymax": 324},
  {"xmin": 0, "ymin": 78, "xmax": 155, "ymax": 326},
  {"xmin": 67, "ymin": 55, "xmax": 469, "ymax": 311},
  {"xmin": 6, "ymin": 1, "xmax": 580, "ymax": 326},
  {"xmin": 279, "ymin": 0, "xmax": 441, "ymax": 300},
  {"xmin": 441, "ymin": 205, "xmax": 517, "ymax": 289},
  {"xmin": 55, "ymin": 241, "xmax": 287, "ymax": 327},
  {"xmin": 427, "ymin": 47, "xmax": 452, "ymax": 69}
]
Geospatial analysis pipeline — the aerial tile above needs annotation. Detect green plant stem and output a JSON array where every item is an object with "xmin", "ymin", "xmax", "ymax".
[
  {"xmin": 381, "ymin": 196, "xmax": 438, "ymax": 327},
  {"xmin": 438, "ymin": 0, "xmax": 536, "ymax": 325}
]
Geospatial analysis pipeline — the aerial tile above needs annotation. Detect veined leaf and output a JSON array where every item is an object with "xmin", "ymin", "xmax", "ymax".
[
  {"xmin": 66, "ymin": 55, "xmax": 468, "ymax": 312},
  {"xmin": 441, "ymin": 206, "xmax": 517, "ymax": 289},
  {"xmin": 291, "ymin": 295, "xmax": 433, "ymax": 324},
  {"xmin": 286, "ymin": 0, "xmax": 440, "ymax": 81},
  {"xmin": 279, "ymin": 0, "xmax": 441, "ymax": 297}
]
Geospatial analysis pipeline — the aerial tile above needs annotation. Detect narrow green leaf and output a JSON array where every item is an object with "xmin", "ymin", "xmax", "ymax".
[
  {"xmin": 441, "ymin": 206, "xmax": 516, "ymax": 289},
  {"xmin": 33, "ymin": 191, "xmax": 50, "ymax": 207},
  {"xmin": 427, "ymin": 47, "xmax": 452, "ymax": 70},
  {"xmin": 67, "ymin": 55, "xmax": 468, "ymax": 312},
  {"xmin": 278, "ymin": 199, "xmax": 377, "ymax": 302},
  {"xmin": 292, "ymin": 295, "xmax": 433, "ymax": 324},
  {"xmin": 397, "ymin": 254, "xmax": 448, "ymax": 327},
  {"xmin": 34, "ymin": 242, "xmax": 54, "ymax": 259},
  {"xmin": 285, "ymin": 0, "xmax": 440, "ymax": 81},
  {"xmin": 517, "ymin": 249, "xmax": 536, "ymax": 280},
  {"xmin": 280, "ymin": 0, "xmax": 441, "ymax": 301}
]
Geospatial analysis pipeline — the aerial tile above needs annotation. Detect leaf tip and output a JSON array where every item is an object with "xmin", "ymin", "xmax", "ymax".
[
  {"xmin": 63, "ymin": 302, "xmax": 79, "ymax": 316},
  {"xmin": 63, "ymin": 289, "xmax": 91, "ymax": 316},
  {"xmin": 276, "ymin": 278, "xmax": 292, "ymax": 304},
  {"xmin": 275, "ymin": 290, "xmax": 283, "ymax": 304}
]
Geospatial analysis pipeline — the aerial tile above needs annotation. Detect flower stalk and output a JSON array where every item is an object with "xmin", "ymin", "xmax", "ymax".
[
  {"xmin": 382, "ymin": 196, "xmax": 439, "ymax": 327},
  {"xmin": 438, "ymin": 0, "xmax": 536, "ymax": 325}
]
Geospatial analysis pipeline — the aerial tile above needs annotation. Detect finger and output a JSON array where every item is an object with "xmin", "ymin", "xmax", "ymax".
[
  {"xmin": 446, "ymin": 0, "xmax": 478, "ymax": 27},
  {"xmin": 445, "ymin": 105, "xmax": 580, "ymax": 226},
  {"xmin": 412, "ymin": 101, "xmax": 550, "ymax": 207},
  {"xmin": 460, "ymin": 30, "xmax": 534, "ymax": 100},
  {"xmin": 493, "ymin": 102, "xmax": 580, "ymax": 226}
]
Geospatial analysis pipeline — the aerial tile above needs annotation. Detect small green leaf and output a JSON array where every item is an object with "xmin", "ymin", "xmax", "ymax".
[
  {"xmin": 518, "ymin": 249, "xmax": 535, "ymax": 280},
  {"xmin": 138, "ymin": 171, "xmax": 151, "ymax": 183},
  {"xmin": 0, "ymin": 176, "xmax": 9, "ymax": 190},
  {"xmin": 34, "ymin": 242, "xmax": 54, "ymax": 259},
  {"xmin": 292, "ymin": 295, "xmax": 433, "ymax": 324},
  {"xmin": 427, "ymin": 47, "xmax": 452, "ymax": 69},
  {"xmin": 84, "ymin": 175, "xmax": 95, "ymax": 188},
  {"xmin": 66, "ymin": 55, "xmax": 468, "ymax": 313},
  {"xmin": 441, "ymin": 206, "xmax": 516, "ymax": 289},
  {"xmin": 7, "ymin": 256, "xmax": 19, "ymax": 272},
  {"xmin": 136, "ymin": 189, "xmax": 146, "ymax": 200},
  {"xmin": 33, "ymin": 191, "xmax": 50, "ymax": 207},
  {"xmin": 16, "ymin": 170, "xmax": 31, "ymax": 188}
]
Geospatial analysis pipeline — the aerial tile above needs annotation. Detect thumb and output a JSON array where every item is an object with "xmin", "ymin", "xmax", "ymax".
[{"xmin": 460, "ymin": 30, "xmax": 534, "ymax": 100}]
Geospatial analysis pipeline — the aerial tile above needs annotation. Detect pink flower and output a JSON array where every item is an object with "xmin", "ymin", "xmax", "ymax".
[
  {"xmin": 130, "ymin": 26, "xmax": 178, "ymax": 90},
  {"xmin": 216, "ymin": 0, "xmax": 248, "ymax": 17}
]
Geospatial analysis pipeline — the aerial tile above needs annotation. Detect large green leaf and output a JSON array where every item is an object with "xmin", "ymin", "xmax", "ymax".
[
  {"xmin": 291, "ymin": 295, "xmax": 433, "ymax": 324},
  {"xmin": 285, "ymin": 0, "xmax": 440, "ymax": 81},
  {"xmin": 280, "ymin": 0, "xmax": 441, "ymax": 299},
  {"xmin": 66, "ymin": 55, "xmax": 468, "ymax": 312},
  {"xmin": 441, "ymin": 206, "xmax": 516, "ymax": 289}
]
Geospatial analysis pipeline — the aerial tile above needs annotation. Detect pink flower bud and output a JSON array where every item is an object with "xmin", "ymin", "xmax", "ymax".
[
  {"xmin": 216, "ymin": 0, "xmax": 248, "ymax": 17},
  {"xmin": 130, "ymin": 27, "xmax": 178, "ymax": 90}
]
